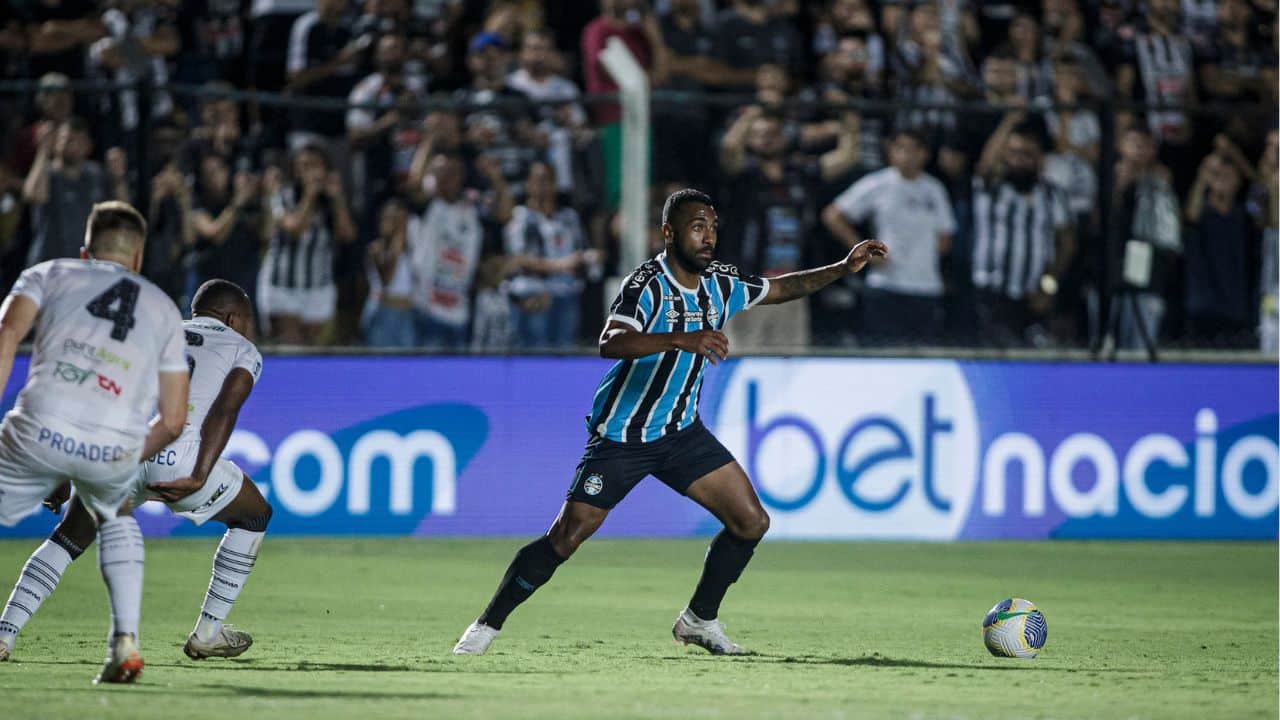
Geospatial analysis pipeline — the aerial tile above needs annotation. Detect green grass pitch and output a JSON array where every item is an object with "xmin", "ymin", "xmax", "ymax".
[{"xmin": 0, "ymin": 538, "xmax": 1274, "ymax": 719}]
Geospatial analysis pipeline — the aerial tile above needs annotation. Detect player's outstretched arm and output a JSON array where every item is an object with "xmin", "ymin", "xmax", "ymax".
[
  {"xmin": 599, "ymin": 322, "xmax": 730, "ymax": 364},
  {"xmin": 0, "ymin": 294, "xmax": 38, "ymax": 396},
  {"xmin": 140, "ymin": 370, "xmax": 190, "ymax": 462},
  {"xmin": 148, "ymin": 368, "xmax": 254, "ymax": 503},
  {"xmin": 758, "ymin": 239, "xmax": 888, "ymax": 306}
]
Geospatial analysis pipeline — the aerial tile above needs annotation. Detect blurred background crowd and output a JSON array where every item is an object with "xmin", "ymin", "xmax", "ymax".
[{"xmin": 0, "ymin": 0, "xmax": 1275, "ymax": 353}]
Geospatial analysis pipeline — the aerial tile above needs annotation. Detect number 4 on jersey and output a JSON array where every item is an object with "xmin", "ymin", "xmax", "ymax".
[{"xmin": 85, "ymin": 279, "xmax": 140, "ymax": 341}]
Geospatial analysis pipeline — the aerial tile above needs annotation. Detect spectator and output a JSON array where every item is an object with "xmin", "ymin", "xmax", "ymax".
[
  {"xmin": 971, "ymin": 120, "xmax": 1075, "ymax": 347},
  {"xmin": 999, "ymin": 11, "xmax": 1052, "ymax": 100},
  {"xmin": 405, "ymin": 154, "xmax": 509, "ymax": 348},
  {"xmin": 1116, "ymin": 0, "xmax": 1201, "ymax": 192},
  {"xmin": 582, "ymin": 0, "xmax": 666, "ymax": 209},
  {"xmin": 1042, "ymin": 55, "xmax": 1100, "ymax": 224},
  {"xmin": 190, "ymin": 153, "xmax": 274, "ymax": 308},
  {"xmin": 87, "ymin": 0, "xmax": 179, "ymax": 148},
  {"xmin": 812, "ymin": 0, "xmax": 885, "ymax": 85},
  {"xmin": 363, "ymin": 197, "xmax": 417, "ymax": 347},
  {"xmin": 714, "ymin": 0, "xmax": 805, "ymax": 89},
  {"xmin": 883, "ymin": 0, "xmax": 979, "ymax": 60},
  {"xmin": 181, "ymin": 82, "xmax": 259, "ymax": 179},
  {"xmin": 1200, "ymin": 0, "xmax": 1273, "ymax": 105},
  {"xmin": 22, "ymin": 0, "xmax": 104, "ymax": 79},
  {"xmin": 1255, "ymin": 130, "xmax": 1278, "ymax": 353},
  {"xmin": 456, "ymin": 31, "xmax": 542, "ymax": 200},
  {"xmin": 1105, "ymin": 126, "xmax": 1182, "ymax": 350},
  {"xmin": 144, "ymin": 159, "xmax": 194, "ymax": 303},
  {"xmin": 719, "ymin": 108, "xmax": 860, "ymax": 349},
  {"xmin": 892, "ymin": 3, "xmax": 976, "ymax": 143},
  {"xmin": 348, "ymin": 33, "xmax": 428, "ymax": 223},
  {"xmin": 507, "ymin": 30, "xmax": 591, "ymax": 196},
  {"xmin": 258, "ymin": 144, "xmax": 356, "ymax": 344},
  {"xmin": 934, "ymin": 137, "xmax": 977, "ymax": 340},
  {"xmin": 1183, "ymin": 151, "xmax": 1255, "ymax": 346},
  {"xmin": 285, "ymin": 0, "xmax": 361, "ymax": 150},
  {"xmin": 176, "ymin": 0, "xmax": 249, "ymax": 87},
  {"xmin": 812, "ymin": 32, "xmax": 888, "ymax": 175},
  {"xmin": 22, "ymin": 118, "xmax": 130, "ymax": 266},
  {"xmin": 5, "ymin": 72, "xmax": 74, "ymax": 177},
  {"xmin": 654, "ymin": 0, "xmax": 718, "ymax": 185},
  {"xmin": 823, "ymin": 129, "xmax": 956, "ymax": 344},
  {"xmin": 505, "ymin": 161, "xmax": 595, "ymax": 348},
  {"xmin": 351, "ymin": 0, "xmax": 440, "ymax": 89},
  {"xmin": 1041, "ymin": 0, "xmax": 1113, "ymax": 94}
]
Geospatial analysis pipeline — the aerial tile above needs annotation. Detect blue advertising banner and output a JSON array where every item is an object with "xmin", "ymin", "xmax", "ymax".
[{"xmin": 0, "ymin": 356, "xmax": 1275, "ymax": 540}]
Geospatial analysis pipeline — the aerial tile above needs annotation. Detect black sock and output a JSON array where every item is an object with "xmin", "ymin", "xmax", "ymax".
[
  {"xmin": 687, "ymin": 529, "xmax": 760, "ymax": 621},
  {"xmin": 478, "ymin": 536, "xmax": 566, "ymax": 630}
]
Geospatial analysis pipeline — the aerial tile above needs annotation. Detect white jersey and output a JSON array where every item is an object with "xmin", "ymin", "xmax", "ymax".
[
  {"xmin": 9, "ymin": 259, "xmax": 187, "ymax": 446},
  {"xmin": 178, "ymin": 317, "xmax": 262, "ymax": 447}
]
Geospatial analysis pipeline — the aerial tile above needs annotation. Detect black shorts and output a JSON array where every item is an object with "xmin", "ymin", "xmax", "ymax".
[{"xmin": 565, "ymin": 420, "xmax": 737, "ymax": 509}]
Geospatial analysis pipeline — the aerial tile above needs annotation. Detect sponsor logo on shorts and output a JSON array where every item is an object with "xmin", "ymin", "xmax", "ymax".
[
  {"xmin": 583, "ymin": 473, "xmax": 604, "ymax": 496},
  {"xmin": 36, "ymin": 426, "xmax": 127, "ymax": 463},
  {"xmin": 53, "ymin": 360, "xmax": 123, "ymax": 396},
  {"xmin": 62, "ymin": 339, "xmax": 131, "ymax": 372},
  {"xmin": 192, "ymin": 482, "xmax": 231, "ymax": 513},
  {"xmin": 147, "ymin": 449, "xmax": 179, "ymax": 466}
]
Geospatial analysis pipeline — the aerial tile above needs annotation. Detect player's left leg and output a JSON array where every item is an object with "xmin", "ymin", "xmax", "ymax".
[
  {"xmin": 184, "ymin": 474, "xmax": 272, "ymax": 660},
  {"xmin": 0, "ymin": 492, "xmax": 97, "ymax": 658},
  {"xmin": 673, "ymin": 461, "xmax": 770, "ymax": 655}
]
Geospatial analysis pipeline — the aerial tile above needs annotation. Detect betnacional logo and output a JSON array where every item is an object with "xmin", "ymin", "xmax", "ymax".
[{"xmin": 713, "ymin": 359, "xmax": 1278, "ymax": 539}]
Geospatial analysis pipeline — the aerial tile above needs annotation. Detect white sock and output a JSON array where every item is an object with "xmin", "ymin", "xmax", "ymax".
[
  {"xmin": 97, "ymin": 517, "xmax": 144, "ymax": 638},
  {"xmin": 0, "ymin": 540, "xmax": 76, "ymax": 648},
  {"xmin": 193, "ymin": 528, "xmax": 264, "ymax": 643}
]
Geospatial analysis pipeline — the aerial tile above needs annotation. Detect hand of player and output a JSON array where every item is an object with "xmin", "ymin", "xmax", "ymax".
[
  {"xmin": 147, "ymin": 475, "xmax": 205, "ymax": 503},
  {"xmin": 42, "ymin": 481, "xmax": 71, "ymax": 514},
  {"xmin": 674, "ymin": 329, "xmax": 729, "ymax": 364},
  {"xmin": 843, "ymin": 238, "xmax": 888, "ymax": 274}
]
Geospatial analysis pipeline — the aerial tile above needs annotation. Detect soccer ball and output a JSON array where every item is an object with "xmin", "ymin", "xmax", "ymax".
[{"xmin": 982, "ymin": 598, "xmax": 1047, "ymax": 658}]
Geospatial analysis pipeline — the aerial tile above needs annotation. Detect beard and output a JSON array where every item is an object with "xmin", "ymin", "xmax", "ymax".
[
  {"xmin": 1007, "ymin": 168, "xmax": 1039, "ymax": 192},
  {"xmin": 670, "ymin": 239, "xmax": 713, "ymax": 272}
]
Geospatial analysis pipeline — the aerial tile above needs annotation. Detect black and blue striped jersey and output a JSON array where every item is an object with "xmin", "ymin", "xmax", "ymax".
[{"xmin": 587, "ymin": 252, "xmax": 771, "ymax": 443}]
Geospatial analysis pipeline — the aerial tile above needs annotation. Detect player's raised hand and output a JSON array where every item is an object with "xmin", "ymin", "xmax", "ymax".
[
  {"xmin": 843, "ymin": 238, "xmax": 888, "ymax": 274},
  {"xmin": 674, "ymin": 329, "xmax": 729, "ymax": 364},
  {"xmin": 147, "ymin": 475, "xmax": 206, "ymax": 503}
]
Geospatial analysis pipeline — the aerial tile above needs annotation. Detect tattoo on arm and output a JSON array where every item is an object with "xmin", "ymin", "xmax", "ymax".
[{"xmin": 764, "ymin": 263, "xmax": 847, "ymax": 305}]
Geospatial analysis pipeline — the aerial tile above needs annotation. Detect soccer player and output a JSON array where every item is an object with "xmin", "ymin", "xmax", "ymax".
[
  {"xmin": 0, "ymin": 201, "xmax": 190, "ymax": 683},
  {"xmin": 0, "ymin": 279, "xmax": 270, "ymax": 662},
  {"xmin": 453, "ymin": 189, "xmax": 887, "ymax": 655}
]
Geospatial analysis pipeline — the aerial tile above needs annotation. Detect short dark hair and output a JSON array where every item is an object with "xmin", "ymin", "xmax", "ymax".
[
  {"xmin": 85, "ymin": 201, "xmax": 147, "ymax": 257},
  {"xmin": 1009, "ymin": 120, "xmax": 1046, "ymax": 149},
  {"xmin": 891, "ymin": 128, "xmax": 928, "ymax": 147},
  {"xmin": 192, "ymin": 278, "xmax": 251, "ymax": 317},
  {"xmin": 661, "ymin": 188, "xmax": 713, "ymax": 227}
]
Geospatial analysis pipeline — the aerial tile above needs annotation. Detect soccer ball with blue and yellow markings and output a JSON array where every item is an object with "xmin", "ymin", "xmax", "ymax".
[{"xmin": 982, "ymin": 598, "xmax": 1047, "ymax": 658}]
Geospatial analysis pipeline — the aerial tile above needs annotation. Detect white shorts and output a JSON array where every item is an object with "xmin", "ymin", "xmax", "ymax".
[
  {"xmin": 0, "ymin": 411, "xmax": 141, "ymax": 527},
  {"xmin": 257, "ymin": 274, "xmax": 336, "ymax": 325},
  {"xmin": 130, "ymin": 443, "xmax": 246, "ymax": 526}
]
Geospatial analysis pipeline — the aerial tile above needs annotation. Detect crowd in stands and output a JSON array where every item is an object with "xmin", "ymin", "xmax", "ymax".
[{"xmin": 0, "ymin": 0, "xmax": 1275, "ymax": 352}]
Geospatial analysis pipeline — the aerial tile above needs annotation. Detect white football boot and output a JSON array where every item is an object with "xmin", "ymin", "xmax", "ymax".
[
  {"xmin": 0, "ymin": 641, "xmax": 9, "ymax": 662},
  {"xmin": 452, "ymin": 621, "xmax": 499, "ymax": 655},
  {"xmin": 672, "ymin": 608, "xmax": 748, "ymax": 655},
  {"xmin": 184, "ymin": 626, "xmax": 253, "ymax": 660},
  {"xmin": 94, "ymin": 634, "xmax": 144, "ymax": 684}
]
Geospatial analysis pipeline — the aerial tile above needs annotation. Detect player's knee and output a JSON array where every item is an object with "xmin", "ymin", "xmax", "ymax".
[
  {"xmin": 735, "ymin": 509, "xmax": 770, "ymax": 541},
  {"xmin": 228, "ymin": 502, "xmax": 273, "ymax": 533}
]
